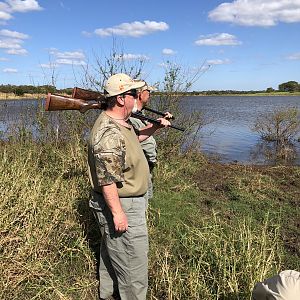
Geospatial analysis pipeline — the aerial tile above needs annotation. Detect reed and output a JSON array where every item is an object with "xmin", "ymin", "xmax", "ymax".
[
  {"xmin": 0, "ymin": 108, "xmax": 295, "ymax": 300},
  {"xmin": 0, "ymin": 139, "xmax": 98, "ymax": 299}
]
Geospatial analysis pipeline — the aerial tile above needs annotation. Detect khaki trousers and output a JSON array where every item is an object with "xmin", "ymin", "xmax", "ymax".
[{"xmin": 91, "ymin": 194, "xmax": 148, "ymax": 300}]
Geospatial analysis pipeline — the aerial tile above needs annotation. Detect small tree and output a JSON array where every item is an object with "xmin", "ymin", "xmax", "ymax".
[
  {"xmin": 153, "ymin": 60, "xmax": 210, "ymax": 156},
  {"xmin": 266, "ymin": 87, "xmax": 275, "ymax": 93},
  {"xmin": 252, "ymin": 107, "xmax": 300, "ymax": 144},
  {"xmin": 278, "ymin": 81, "xmax": 300, "ymax": 92},
  {"xmin": 14, "ymin": 87, "xmax": 25, "ymax": 96}
]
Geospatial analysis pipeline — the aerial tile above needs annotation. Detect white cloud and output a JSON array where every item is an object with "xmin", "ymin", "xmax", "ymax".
[
  {"xmin": 209, "ymin": 0, "xmax": 300, "ymax": 27},
  {"xmin": 56, "ymin": 58, "xmax": 86, "ymax": 65},
  {"xmin": 0, "ymin": 57, "xmax": 9, "ymax": 61},
  {"xmin": 0, "ymin": 0, "xmax": 42, "ymax": 23},
  {"xmin": 46, "ymin": 49, "xmax": 86, "ymax": 66},
  {"xmin": 6, "ymin": 0, "xmax": 43, "ymax": 13},
  {"xmin": 0, "ymin": 31, "xmax": 28, "ymax": 55},
  {"xmin": 206, "ymin": 58, "xmax": 231, "ymax": 65},
  {"xmin": 49, "ymin": 49, "xmax": 85, "ymax": 60},
  {"xmin": 94, "ymin": 20, "xmax": 169, "ymax": 38},
  {"xmin": 0, "ymin": 10, "xmax": 12, "ymax": 21},
  {"xmin": 6, "ymin": 48, "xmax": 27, "ymax": 55},
  {"xmin": 40, "ymin": 63, "xmax": 58, "ymax": 69},
  {"xmin": 81, "ymin": 30, "xmax": 92, "ymax": 37},
  {"xmin": 114, "ymin": 53, "xmax": 150, "ymax": 61},
  {"xmin": 3, "ymin": 67, "xmax": 17, "ymax": 73},
  {"xmin": 0, "ymin": 38, "xmax": 23, "ymax": 49},
  {"xmin": 286, "ymin": 52, "xmax": 300, "ymax": 60},
  {"xmin": 195, "ymin": 33, "xmax": 241, "ymax": 46},
  {"xmin": 158, "ymin": 62, "xmax": 180, "ymax": 68},
  {"xmin": 0, "ymin": 29, "xmax": 29, "ymax": 39},
  {"xmin": 162, "ymin": 48, "xmax": 177, "ymax": 55}
]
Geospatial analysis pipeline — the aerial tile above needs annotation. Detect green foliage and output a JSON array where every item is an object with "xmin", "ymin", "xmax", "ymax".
[
  {"xmin": 266, "ymin": 87, "xmax": 275, "ymax": 93},
  {"xmin": 278, "ymin": 81, "xmax": 300, "ymax": 92},
  {"xmin": 14, "ymin": 87, "xmax": 25, "ymax": 96},
  {"xmin": 252, "ymin": 107, "xmax": 300, "ymax": 144}
]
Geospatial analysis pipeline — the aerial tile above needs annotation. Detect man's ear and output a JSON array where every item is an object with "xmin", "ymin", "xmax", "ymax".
[{"xmin": 116, "ymin": 95, "xmax": 125, "ymax": 106}]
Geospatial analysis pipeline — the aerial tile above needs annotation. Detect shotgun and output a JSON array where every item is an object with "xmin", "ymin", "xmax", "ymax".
[
  {"xmin": 45, "ymin": 93, "xmax": 185, "ymax": 132},
  {"xmin": 72, "ymin": 87, "xmax": 175, "ymax": 120}
]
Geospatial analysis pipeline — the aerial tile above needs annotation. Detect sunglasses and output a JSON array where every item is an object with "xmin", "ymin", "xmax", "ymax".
[{"xmin": 123, "ymin": 89, "xmax": 138, "ymax": 98}]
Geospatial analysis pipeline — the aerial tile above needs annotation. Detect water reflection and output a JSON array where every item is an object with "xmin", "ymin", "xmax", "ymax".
[{"xmin": 250, "ymin": 141, "xmax": 298, "ymax": 166}]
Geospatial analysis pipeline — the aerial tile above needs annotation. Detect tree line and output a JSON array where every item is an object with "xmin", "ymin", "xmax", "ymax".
[
  {"xmin": 0, "ymin": 84, "xmax": 72, "ymax": 96},
  {"xmin": 0, "ymin": 80, "xmax": 299, "ymax": 96},
  {"xmin": 192, "ymin": 81, "xmax": 300, "ymax": 95}
]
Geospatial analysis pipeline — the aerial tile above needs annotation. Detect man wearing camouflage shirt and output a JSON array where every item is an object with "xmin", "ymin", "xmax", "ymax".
[{"xmin": 88, "ymin": 73, "xmax": 170, "ymax": 300}]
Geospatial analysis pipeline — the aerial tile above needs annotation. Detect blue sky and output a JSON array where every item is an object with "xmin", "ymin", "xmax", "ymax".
[{"xmin": 0, "ymin": 0, "xmax": 299, "ymax": 91}]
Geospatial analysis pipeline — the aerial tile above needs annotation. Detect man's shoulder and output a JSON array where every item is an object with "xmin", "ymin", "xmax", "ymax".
[{"xmin": 90, "ymin": 113, "xmax": 124, "ymax": 148}]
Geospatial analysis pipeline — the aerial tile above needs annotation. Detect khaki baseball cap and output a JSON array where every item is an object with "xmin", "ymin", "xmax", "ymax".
[
  {"xmin": 140, "ymin": 82, "xmax": 156, "ymax": 92},
  {"xmin": 252, "ymin": 270, "xmax": 300, "ymax": 300},
  {"xmin": 104, "ymin": 73, "xmax": 145, "ymax": 97}
]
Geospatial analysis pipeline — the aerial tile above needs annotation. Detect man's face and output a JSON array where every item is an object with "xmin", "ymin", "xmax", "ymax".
[
  {"xmin": 123, "ymin": 90, "xmax": 138, "ymax": 113},
  {"xmin": 140, "ymin": 89, "xmax": 151, "ymax": 106}
]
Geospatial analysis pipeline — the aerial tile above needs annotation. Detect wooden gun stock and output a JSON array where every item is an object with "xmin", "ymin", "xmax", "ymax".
[
  {"xmin": 72, "ymin": 87, "xmax": 105, "ymax": 101},
  {"xmin": 45, "ymin": 93, "xmax": 102, "ymax": 113}
]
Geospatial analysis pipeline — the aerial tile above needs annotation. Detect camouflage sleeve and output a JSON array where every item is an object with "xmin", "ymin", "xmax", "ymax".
[{"xmin": 93, "ymin": 127, "xmax": 126, "ymax": 186}]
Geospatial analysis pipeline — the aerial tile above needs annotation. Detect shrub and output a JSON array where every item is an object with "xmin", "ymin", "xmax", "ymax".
[{"xmin": 252, "ymin": 107, "xmax": 300, "ymax": 144}]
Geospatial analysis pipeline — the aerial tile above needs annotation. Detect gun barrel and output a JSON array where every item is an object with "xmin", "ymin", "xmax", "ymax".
[
  {"xmin": 132, "ymin": 111, "xmax": 184, "ymax": 132},
  {"xmin": 143, "ymin": 107, "xmax": 175, "ymax": 120}
]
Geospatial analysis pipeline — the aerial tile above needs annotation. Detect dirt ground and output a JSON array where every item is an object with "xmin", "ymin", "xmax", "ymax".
[{"xmin": 193, "ymin": 162, "xmax": 300, "ymax": 264}]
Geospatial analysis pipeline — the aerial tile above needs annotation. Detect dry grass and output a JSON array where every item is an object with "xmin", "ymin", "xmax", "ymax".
[{"xmin": 0, "ymin": 140, "xmax": 98, "ymax": 300}]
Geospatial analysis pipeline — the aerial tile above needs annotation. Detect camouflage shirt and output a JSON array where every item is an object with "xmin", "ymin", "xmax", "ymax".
[{"xmin": 88, "ymin": 112, "xmax": 149, "ymax": 197}]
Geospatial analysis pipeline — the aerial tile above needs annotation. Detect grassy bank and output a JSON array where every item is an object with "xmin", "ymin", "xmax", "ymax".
[
  {"xmin": 0, "ymin": 116, "xmax": 299, "ymax": 299},
  {"xmin": 0, "ymin": 92, "xmax": 45, "ymax": 100}
]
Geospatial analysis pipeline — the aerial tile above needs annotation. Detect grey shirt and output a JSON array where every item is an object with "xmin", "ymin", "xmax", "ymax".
[{"xmin": 129, "ymin": 115, "xmax": 157, "ymax": 164}]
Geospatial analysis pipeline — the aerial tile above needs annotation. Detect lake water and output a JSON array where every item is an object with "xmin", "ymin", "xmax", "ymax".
[
  {"xmin": 185, "ymin": 95, "xmax": 300, "ymax": 165},
  {"xmin": 1, "ymin": 96, "xmax": 300, "ymax": 165}
]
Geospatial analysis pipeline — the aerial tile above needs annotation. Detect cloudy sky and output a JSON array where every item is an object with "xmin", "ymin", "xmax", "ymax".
[{"xmin": 0, "ymin": 0, "xmax": 299, "ymax": 90}]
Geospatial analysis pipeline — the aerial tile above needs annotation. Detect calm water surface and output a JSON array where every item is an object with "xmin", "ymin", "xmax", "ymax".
[
  {"xmin": 1, "ymin": 96, "xmax": 300, "ymax": 165},
  {"xmin": 185, "ymin": 96, "xmax": 300, "ymax": 165}
]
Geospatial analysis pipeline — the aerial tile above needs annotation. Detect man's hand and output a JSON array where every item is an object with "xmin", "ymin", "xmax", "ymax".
[
  {"xmin": 164, "ymin": 111, "xmax": 174, "ymax": 120},
  {"xmin": 101, "ymin": 183, "xmax": 128, "ymax": 233},
  {"xmin": 157, "ymin": 117, "xmax": 171, "ymax": 128},
  {"xmin": 113, "ymin": 211, "xmax": 128, "ymax": 232}
]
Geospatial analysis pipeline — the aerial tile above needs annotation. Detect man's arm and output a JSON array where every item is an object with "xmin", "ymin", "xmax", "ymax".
[
  {"xmin": 138, "ymin": 118, "xmax": 171, "ymax": 142},
  {"xmin": 101, "ymin": 183, "xmax": 128, "ymax": 232}
]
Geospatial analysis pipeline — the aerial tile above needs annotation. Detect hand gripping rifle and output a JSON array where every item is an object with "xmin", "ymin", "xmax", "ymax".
[{"xmin": 45, "ymin": 88, "xmax": 185, "ymax": 132}]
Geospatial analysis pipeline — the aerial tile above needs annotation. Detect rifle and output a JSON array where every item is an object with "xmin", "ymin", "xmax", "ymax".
[
  {"xmin": 45, "ymin": 92, "xmax": 185, "ymax": 132},
  {"xmin": 72, "ymin": 87, "xmax": 175, "ymax": 120}
]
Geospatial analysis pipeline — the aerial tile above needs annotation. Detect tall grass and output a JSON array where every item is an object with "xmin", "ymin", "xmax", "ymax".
[
  {"xmin": 0, "ymin": 137, "xmax": 98, "ymax": 299},
  {"xmin": 0, "ymin": 107, "xmax": 288, "ymax": 299},
  {"xmin": 148, "ymin": 214, "xmax": 281, "ymax": 300}
]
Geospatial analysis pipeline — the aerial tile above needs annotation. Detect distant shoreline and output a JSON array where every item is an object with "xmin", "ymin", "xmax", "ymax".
[
  {"xmin": 0, "ymin": 93, "xmax": 46, "ymax": 101},
  {"xmin": 0, "ymin": 91, "xmax": 299, "ymax": 101}
]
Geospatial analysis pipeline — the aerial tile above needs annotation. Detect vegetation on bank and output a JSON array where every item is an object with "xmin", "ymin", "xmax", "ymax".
[{"xmin": 0, "ymin": 107, "xmax": 299, "ymax": 300}]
